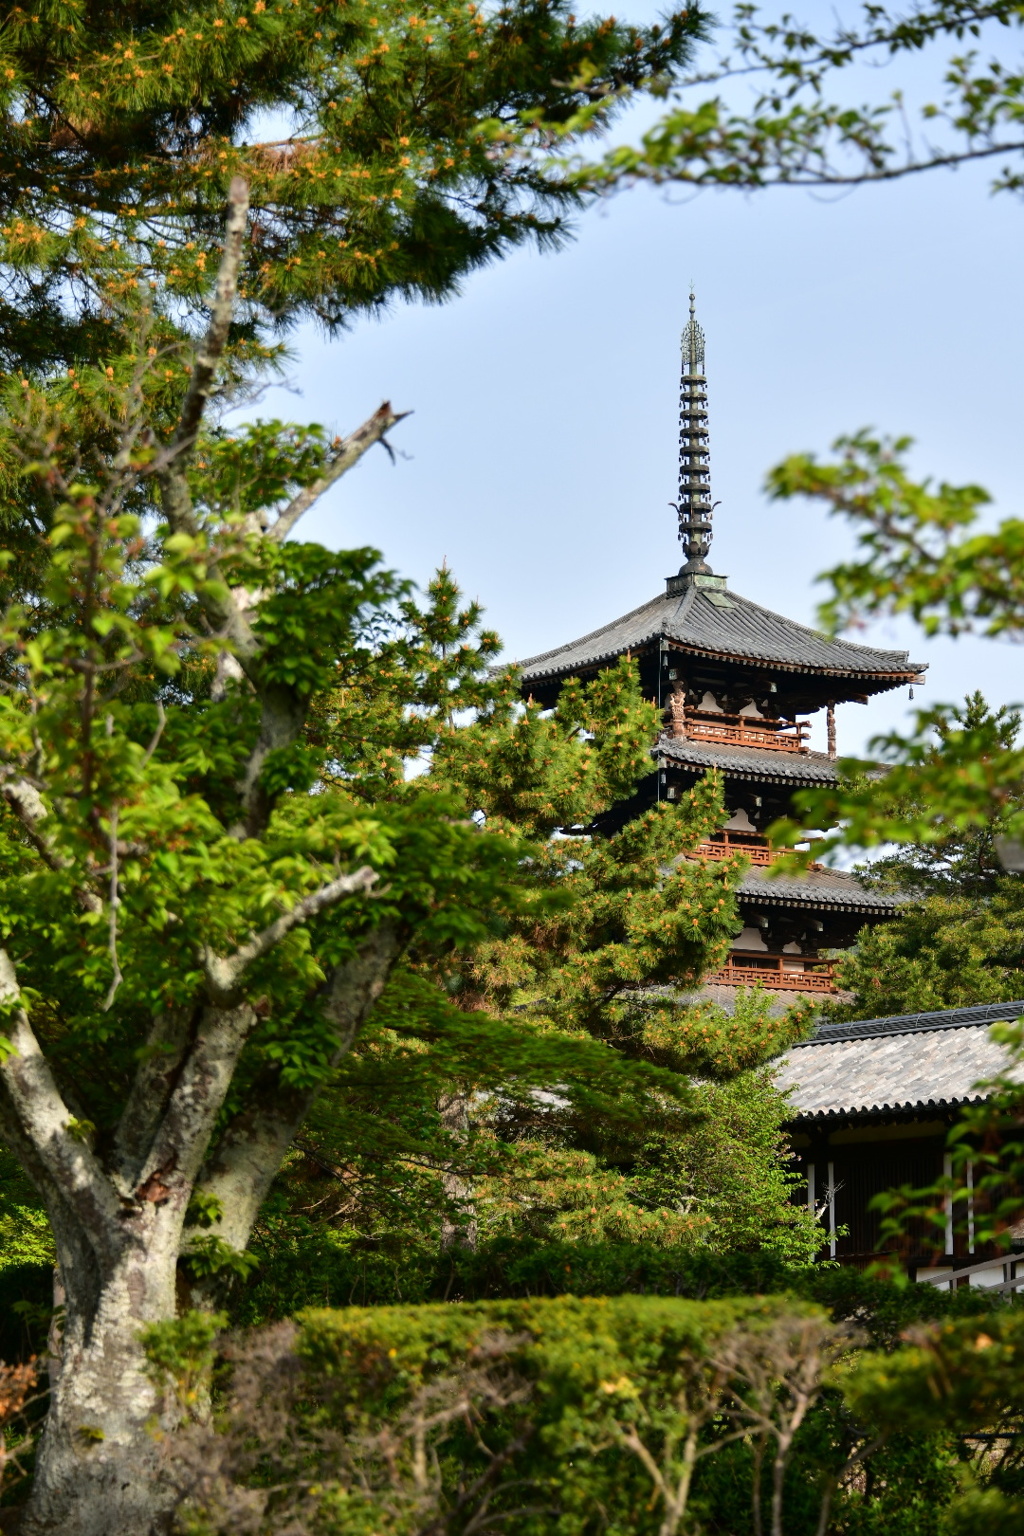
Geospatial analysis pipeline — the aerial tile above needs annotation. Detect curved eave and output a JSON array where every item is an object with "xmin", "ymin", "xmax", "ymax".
[
  {"xmin": 520, "ymin": 632, "xmax": 920, "ymax": 689},
  {"xmin": 737, "ymin": 889, "xmax": 900, "ymax": 915},
  {"xmin": 656, "ymin": 740, "xmax": 843, "ymax": 790},
  {"xmin": 785, "ymin": 1094, "xmax": 984, "ymax": 1127},
  {"xmin": 658, "ymin": 638, "xmax": 919, "ymax": 687}
]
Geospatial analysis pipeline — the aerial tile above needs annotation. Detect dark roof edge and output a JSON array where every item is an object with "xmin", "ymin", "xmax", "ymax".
[
  {"xmin": 786, "ymin": 1094, "xmax": 985, "ymax": 1126},
  {"xmin": 793, "ymin": 999, "xmax": 1024, "ymax": 1048},
  {"xmin": 656, "ymin": 745, "xmax": 841, "ymax": 787},
  {"xmin": 657, "ymin": 638, "xmax": 922, "ymax": 683},
  {"xmin": 520, "ymin": 633, "xmax": 922, "ymax": 685},
  {"xmin": 738, "ymin": 892, "xmax": 900, "ymax": 913}
]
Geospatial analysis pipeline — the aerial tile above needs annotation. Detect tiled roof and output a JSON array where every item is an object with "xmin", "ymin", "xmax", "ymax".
[
  {"xmin": 808, "ymin": 999, "xmax": 1024, "ymax": 1045},
  {"xmin": 659, "ymin": 738, "xmax": 842, "ymax": 787},
  {"xmin": 737, "ymin": 864, "xmax": 901, "ymax": 913},
  {"xmin": 775, "ymin": 1000, "xmax": 1024, "ymax": 1120},
  {"xmin": 517, "ymin": 581, "xmax": 924, "ymax": 684}
]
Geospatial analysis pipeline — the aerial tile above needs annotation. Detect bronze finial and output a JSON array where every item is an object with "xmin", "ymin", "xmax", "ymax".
[
  {"xmin": 673, "ymin": 291, "xmax": 713, "ymax": 576},
  {"xmin": 680, "ymin": 289, "xmax": 705, "ymax": 377}
]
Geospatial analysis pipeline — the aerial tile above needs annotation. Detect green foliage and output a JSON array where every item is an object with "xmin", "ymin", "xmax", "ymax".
[
  {"xmin": 939, "ymin": 1476, "xmax": 1024, "ymax": 1534},
  {"xmin": 141, "ymin": 1310, "xmax": 228, "ymax": 1419},
  {"xmin": 849, "ymin": 695, "xmax": 1024, "ymax": 899},
  {"xmin": 823, "ymin": 881, "xmax": 1024, "ymax": 1021},
  {"xmin": 183, "ymin": 1236, "xmax": 261, "ymax": 1283},
  {"xmin": 762, "ymin": 439, "xmax": 1024, "ymax": 867},
  {"xmin": 238, "ymin": 1234, "xmax": 805, "ymax": 1318},
  {"xmin": 767, "ymin": 433, "xmax": 1015, "ymax": 642},
  {"xmin": 0, "ymin": 1147, "xmax": 53, "ymax": 1275},
  {"xmin": 572, "ymin": 1, "xmax": 1024, "ymax": 197},
  {"xmin": 843, "ymin": 1310, "xmax": 1024, "ymax": 1451},
  {"xmin": 0, "ymin": 0, "xmax": 708, "ymax": 371},
  {"xmin": 178, "ymin": 1293, "xmax": 849, "ymax": 1535},
  {"xmin": 221, "ymin": 573, "xmax": 814, "ymax": 1319},
  {"xmin": 178, "ymin": 1283, "xmax": 1024, "ymax": 1536},
  {"xmin": 431, "ymin": 654, "xmax": 664, "ymax": 834},
  {"xmin": 0, "ymin": 329, "xmax": 813, "ymax": 1402},
  {"xmin": 239, "ymin": 986, "xmax": 817, "ymax": 1316},
  {"xmin": 630, "ymin": 1069, "xmax": 823, "ymax": 1265}
]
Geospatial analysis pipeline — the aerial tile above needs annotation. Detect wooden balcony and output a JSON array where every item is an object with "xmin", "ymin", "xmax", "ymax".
[
  {"xmin": 682, "ymin": 710, "xmax": 810, "ymax": 754},
  {"xmin": 694, "ymin": 831, "xmax": 775, "ymax": 866},
  {"xmin": 707, "ymin": 951, "xmax": 838, "ymax": 994}
]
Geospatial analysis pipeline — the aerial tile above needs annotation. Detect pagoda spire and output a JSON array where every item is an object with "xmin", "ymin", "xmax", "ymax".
[{"xmin": 675, "ymin": 291, "xmax": 714, "ymax": 576}]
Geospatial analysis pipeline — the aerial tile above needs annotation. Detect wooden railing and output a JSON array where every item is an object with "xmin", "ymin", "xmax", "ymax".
[
  {"xmin": 706, "ymin": 952, "xmax": 837, "ymax": 994},
  {"xmin": 694, "ymin": 832, "xmax": 775, "ymax": 866},
  {"xmin": 683, "ymin": 710, "xmax": 810, "ymax": 754},
  {"xmin": 918, "ymin": 1256, "xmax": 1024, "ymax": 1294},
  {"xmin": 690, "ymin": 831, "xmax": 825, "ymax": 869}
]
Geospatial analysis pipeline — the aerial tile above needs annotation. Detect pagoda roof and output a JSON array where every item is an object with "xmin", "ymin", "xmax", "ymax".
[
  {"xmin": 517, "ymin": 579, "xmax": 923, "ymax": 688},
  {"xmin": 658, "ymin": 737, "xmax": 842, "ymax": 789},
  {"xmin": 736, "ymin": 863, "xmax": 901, "ymax": 916}
]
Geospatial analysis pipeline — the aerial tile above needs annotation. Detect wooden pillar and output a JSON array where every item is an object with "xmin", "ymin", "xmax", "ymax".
[
  {"xmin": 667, "ymin": 686, "xmax": 687, "ymax": 739},
  {"xmin": 826, "ymin": 700, "xmax": 836, "ymax": 760}
]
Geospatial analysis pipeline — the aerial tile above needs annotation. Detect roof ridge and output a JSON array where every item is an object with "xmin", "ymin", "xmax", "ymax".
[{"xmin": 793, "ymin": 998, "xmax": 1024, "ymax": 1047}]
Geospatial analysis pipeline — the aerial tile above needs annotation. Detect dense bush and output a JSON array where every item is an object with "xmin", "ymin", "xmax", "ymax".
[
  {"xmin": 160, "ymin": 1294, "xmax": 850, "ymax": 1536},
  {"xmin": 142, "ymin": 1283, "xmax": 1024, "ymax": 1536}
]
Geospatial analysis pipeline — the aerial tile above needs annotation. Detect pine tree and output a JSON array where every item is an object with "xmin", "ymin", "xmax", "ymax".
[
  {"xmin": 0, "ymin": 0, "xmax": 707, "ymax": 371},
  {"xmin": 244, "ymin": 573, "xmax": 819, "ymax": 1307}
]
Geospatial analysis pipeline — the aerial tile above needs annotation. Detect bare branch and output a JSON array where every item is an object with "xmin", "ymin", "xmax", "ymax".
[
  {"xmin": 153, "ymin": 179, "xmax": 259, "ymax": 664},
  {"xmin": 2, "ymin": 774, "xmax": 64, "ymax": 873},
  {"xmin": 142, "ymin": 701, "xmax": 167, "ymax": 765},
  {"xmin": 102, "ymin": 802, "xmax": 122, "ymax": 1012},
  {"xmin": 201, "ymin": 866, "xmax": 378, "ymax": 1003},
  {"xmin": 268, "ymin": 402, "xmax": 411, "ymax": 543},
  {"xmin": 167, "ymin": 176, "xmax": 251, "ymax": 469}
]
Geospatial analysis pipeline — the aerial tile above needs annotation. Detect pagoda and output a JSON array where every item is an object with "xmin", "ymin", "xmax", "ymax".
[{"xmin": 516, "ymin": 296, "xmax": 926, "ymax": 997}]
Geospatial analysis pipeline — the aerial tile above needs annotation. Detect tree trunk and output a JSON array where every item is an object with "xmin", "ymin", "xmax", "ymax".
[
  {"xmin": 22, "ymin": 1230, "xmax": 182, "ymax": 1536},
  {"xmin": 438, "ymin": 1091, "xmax": 478, "ymax": 1252}
]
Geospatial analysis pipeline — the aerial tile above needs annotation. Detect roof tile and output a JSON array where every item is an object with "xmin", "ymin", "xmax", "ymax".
[
  {"xmin": 659, "ymin": 738, "xmax": 842, "ymax": 786},
  {"xmin": 737, "ymin": 864, "xmax": 901, "ymax": 913},
  {"xmin": 775, "ymin": 1000, "xmax": 1024, "ymax": 1119},
  {"xmin": 518, "ymin": 582, "xmax": 924, "ymax": 683}
]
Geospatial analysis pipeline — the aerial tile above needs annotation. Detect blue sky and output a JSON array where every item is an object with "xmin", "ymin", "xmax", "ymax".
[{"xmin": 248, "ymin": 7, "xmax": 1024, "ymax": 759}]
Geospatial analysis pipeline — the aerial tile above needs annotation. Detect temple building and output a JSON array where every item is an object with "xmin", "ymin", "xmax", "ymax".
[
  {"xmin": 776, "ymin": 999, "xmax": 1024, "ymax": 1283},
  {"xmin": 517, "ymin": 297, "xmax": 926, "ymax": 996}
]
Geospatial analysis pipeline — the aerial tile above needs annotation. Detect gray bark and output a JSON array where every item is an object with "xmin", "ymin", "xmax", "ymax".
[
  {"xmin": 14, "ymin": 931, "xmax": 404, "ymax": 1535},
  {"xmin": 191, "ymin": 923, "xmax": 403, "ymax": 1255},
  {"xmin": 18, "ymin": 934, "xmax": 403, "ymax": 1535},
  {"xmin": 22, "ymin": 1212, "xmax": 183, "ymax": 1536}
]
